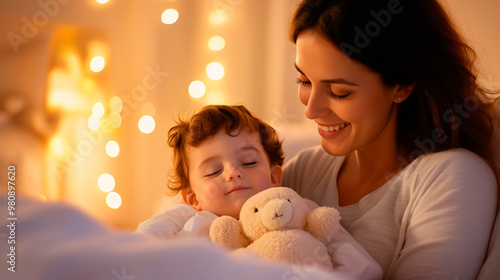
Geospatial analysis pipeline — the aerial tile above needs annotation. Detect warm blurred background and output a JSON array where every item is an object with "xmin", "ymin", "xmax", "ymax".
[{"xmin": 0, "ymin": 0, "xmax": 498, "ymax": 230}]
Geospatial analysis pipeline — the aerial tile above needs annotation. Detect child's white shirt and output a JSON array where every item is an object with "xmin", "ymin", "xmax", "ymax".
[
  {"xmin": 136, "ymin": 199, "xmax": 383, "ymax": 279},
  {"xmin": 136, "ymin": 204, "xmax": 217, "ymax": 240}
]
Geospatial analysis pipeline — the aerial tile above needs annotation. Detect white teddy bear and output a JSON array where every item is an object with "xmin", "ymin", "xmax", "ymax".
[{"xmin": 209, "ymin": 187, "xmax": 341, "ymax": 270}]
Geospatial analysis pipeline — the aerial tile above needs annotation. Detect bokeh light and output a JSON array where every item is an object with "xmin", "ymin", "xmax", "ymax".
[
  {"xmin": 108, "ymin": 111, "xmax": 122, "ymax": 128},
  {"xmin": 161, "ymin": 9, "xmax": 179, "ymax": 24},
  {"xmin": 90, "ymin": 56, "xmax": 105, "ymax": 72},
  {"xmin": 109, "ymin": 96, "xmax": 123, "ymax": 113},
  {"xmin": 208, "ymin": 36, "xmax": 225, "ymax": 51},
  {"xmin": 92, "ymin": 102, "xmax": 105, "ymax": 118},
  {"xmin": 106, "ymin": 192, "xmax": 122, "ymax": 209},
  {"xmin": 88, "ymin": 115, "xmax": 100, "ymax": 131},
  {"xmin": 188, "ymin": 80, "xmax": 206, "ymax": 98},
  {"xmin": 209, "ymin": 10, "xmax": 226, "ymax": 24},
  {"xmin": 49, "ymin": 137, "xmax": 65, "ymax": 156},
  {"xmin": 206, "ymin": 62, "xmax": 224, "ymax": 80},
  {"xmin": 138, "ymin": 115, "xmax": 155, "ymax": 134},
  {"xmin": 96, "ymin": 0, "xmax": 109, "ymax": 4},
  {"xmin": 98, "ymin": 173, "xmax": 115, "ymax": 192},
  {"xmin": 106, "ymin": 141, "xmax": 120, "ymax": 158}
]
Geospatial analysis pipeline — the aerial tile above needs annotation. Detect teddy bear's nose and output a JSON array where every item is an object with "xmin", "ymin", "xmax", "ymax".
[{"xmin": 261, "ymin": 199, "xmax": 292, "ymax": 230}]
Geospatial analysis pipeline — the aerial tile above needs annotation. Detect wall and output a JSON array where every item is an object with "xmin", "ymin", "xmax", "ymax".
[
  {"xmin": 0, "ymin": 0, "xmax": 498, "ymax": 229},
  {"xmin": 442, "ymin": 0, "xmax": 500, "ymax": 89}
]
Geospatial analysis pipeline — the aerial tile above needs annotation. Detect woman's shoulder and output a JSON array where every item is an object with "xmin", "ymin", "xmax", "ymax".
[
  {"xmin": 418, "ymin": 148, "xmax": 493, "ymax": 171},
  {"xmin": 408, "ymin": 148, "xmax": 496, "ymax": 187}
]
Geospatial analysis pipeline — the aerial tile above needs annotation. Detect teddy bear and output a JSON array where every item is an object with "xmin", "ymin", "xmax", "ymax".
[{"xmin": 209, "ymin": 187, "xmax": 341, "ymax": 270}]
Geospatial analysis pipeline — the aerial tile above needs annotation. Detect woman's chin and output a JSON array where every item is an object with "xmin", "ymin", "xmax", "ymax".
[{"xmin": 320, "ymin": 139, "xmax": 350, "ymax": 157}]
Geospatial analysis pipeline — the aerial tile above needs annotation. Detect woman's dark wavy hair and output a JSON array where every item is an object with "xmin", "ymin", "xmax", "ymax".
[
  {"xmin": 167, "ymin": 105, "xmax": 284, "ymax": 195},
  {"xmin": 290, "ymin": 0, "xmax": 500, "ymax": 187}
]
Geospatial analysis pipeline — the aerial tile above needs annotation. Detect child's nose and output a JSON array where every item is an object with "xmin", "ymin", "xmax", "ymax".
[{"xmin": 225, "ymin": 165, "xmax": 243, "ymax": 181}]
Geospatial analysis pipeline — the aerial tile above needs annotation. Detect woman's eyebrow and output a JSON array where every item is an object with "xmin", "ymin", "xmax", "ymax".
[
  {"xmin": 294, "ymin": 62, "xmax": 306, "ymax": 76},
  {"xmin": 294, "ymin": 62, "xmax": 359, "ymax": 86}
]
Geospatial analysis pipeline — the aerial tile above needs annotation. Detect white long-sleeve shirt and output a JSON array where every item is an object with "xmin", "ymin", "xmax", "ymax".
[
  {"xmin": 283, "ymin": 146, "xmax": 497, "ymax": 279},
  {"xmin": 136, "ymin": 204, "xmax": 218, "ymax": 240}
]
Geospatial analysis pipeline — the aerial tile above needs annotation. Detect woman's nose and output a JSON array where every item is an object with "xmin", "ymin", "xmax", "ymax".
[{"xmin": 301, "ymin": 86, "xmax": 330, "ymax": 120}]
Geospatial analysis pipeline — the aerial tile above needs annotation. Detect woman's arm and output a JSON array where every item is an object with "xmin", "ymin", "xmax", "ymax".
[{"xmin": 389, "ymin": 150, "xmax": 497, "ymax": 279}]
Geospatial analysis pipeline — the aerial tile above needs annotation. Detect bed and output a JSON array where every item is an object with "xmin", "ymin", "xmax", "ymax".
[{"xmin": 0, "ymin": 194, "xmax": 384, "ymax": 280}]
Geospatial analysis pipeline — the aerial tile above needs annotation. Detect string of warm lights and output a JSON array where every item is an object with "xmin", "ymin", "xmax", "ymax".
[
  {"xmin": 47, "ymin": 0, "xmax": 232, "ymax": 211},
  {"xmin": 91, "ymin": 0, "xmax": 159, "ymax": 209},
  {"xmin": 184, "ymin": 6, "xmax": 228, "ymax": 100},
  {"xmin": 90, "ymin": 0, "xmax": 161, "ymax": 210},
  {"xmin": 89, "ymin": 97, "xmax": 123, "ymax": 209}
]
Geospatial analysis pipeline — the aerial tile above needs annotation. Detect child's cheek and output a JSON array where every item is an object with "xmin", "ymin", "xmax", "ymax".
[{"xmin": 203, "ymin": 181, "xmax": 224, "ymax": 198}]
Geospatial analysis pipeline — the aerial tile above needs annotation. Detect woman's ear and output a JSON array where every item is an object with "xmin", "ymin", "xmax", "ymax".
[
  {"xmin": 270, "ymin": 165, "xmax": 283, "ymax": 187},
  {"xmin": 182, "ymin": 188, "xmax": 201, "ymax": 210},
  {"xmin": 393, "ymin": 84, "xmax": 415, "ymax": 103}
]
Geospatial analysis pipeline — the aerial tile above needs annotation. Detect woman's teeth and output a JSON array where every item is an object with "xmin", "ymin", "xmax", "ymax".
[{"xmin": 319, "ymin": 122, "xmax": 351, "ymax": 132}]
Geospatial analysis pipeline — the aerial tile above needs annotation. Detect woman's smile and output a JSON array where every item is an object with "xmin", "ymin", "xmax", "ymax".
[{"xmin": 317, "ymin": 122, "xmax": 351, "ymax": 139}]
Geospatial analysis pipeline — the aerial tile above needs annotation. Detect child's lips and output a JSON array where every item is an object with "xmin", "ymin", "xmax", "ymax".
[{"xmin": 226, "ymin": 186, "xmax": 250, "ymax": 194}]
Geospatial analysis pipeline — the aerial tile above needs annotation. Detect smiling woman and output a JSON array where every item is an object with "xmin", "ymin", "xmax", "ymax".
[
  {"xmin": 283, "ymin": 0, "xmax": 500, "ymax": 279},
  {"xmin": 294, "ymin": 30, "xmax": 412, "ymax": 161}
]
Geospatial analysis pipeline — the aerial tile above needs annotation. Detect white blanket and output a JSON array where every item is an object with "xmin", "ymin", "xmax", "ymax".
[{"xmin": 0, "ymin": 195, "xmax": 379, "ymax": 280}]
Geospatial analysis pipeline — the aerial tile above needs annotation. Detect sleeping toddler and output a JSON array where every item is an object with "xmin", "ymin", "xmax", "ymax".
[
  {"xmin": 136, "ymin": 104, "xmax": 283, "ymax": 238},
  {"xmin": 135, "ymin": 105, "xmax": 382, "ymax": 278}
]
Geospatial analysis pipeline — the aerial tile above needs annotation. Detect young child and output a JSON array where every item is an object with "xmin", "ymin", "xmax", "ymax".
[
  {"xmin": 135, "ymin": 105, "xmax": 382, "ymax": 278},
  {"xmin": 136, "ymin": 105, "xmax": 284, "ymax": 239}
]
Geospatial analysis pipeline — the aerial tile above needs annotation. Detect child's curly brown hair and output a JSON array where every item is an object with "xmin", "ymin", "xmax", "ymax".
[{"xmin": 167, "ymin": 105, "xmax": 284, "ymax": 195}]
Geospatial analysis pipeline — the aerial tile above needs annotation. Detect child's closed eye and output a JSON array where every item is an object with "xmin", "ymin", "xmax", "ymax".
[
  {"xmin": 242, "ymin": 161, "xmax": 257, "ymax": 166},
  {"xmin": 205, "ymin": 170, "xmax": 222, "ymax": 177}
]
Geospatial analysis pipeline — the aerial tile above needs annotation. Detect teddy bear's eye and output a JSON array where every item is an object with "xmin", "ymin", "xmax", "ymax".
[{"xmin": 254, "ymin": 208, "xmax": 259, "ymax": 213}]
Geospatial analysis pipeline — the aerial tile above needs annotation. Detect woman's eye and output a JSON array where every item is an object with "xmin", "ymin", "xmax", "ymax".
[
  {"xmin": 298, "ymin": 77, "xmax": 350, "ymax": 100},
  {"xmin": 205, "ymin": 170, "xmax": 221, "ymax": 177},
  {"xmin": 330, "ymin": 91, "xmax": 351, "ymax": 100},
  {"xmin": 296, "ymin": 77, "xmax": 311, "ymax": 87}
]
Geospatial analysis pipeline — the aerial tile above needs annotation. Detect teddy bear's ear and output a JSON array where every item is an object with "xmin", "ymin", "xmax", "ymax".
[{"xmin": 209, "ymin": 216, "xmax": 251, "ymax": 250}]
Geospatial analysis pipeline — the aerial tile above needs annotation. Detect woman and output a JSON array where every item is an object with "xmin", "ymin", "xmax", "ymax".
[{"xmin": 283, "ymin": 0, "xmax": 500, "ymax": 278}]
